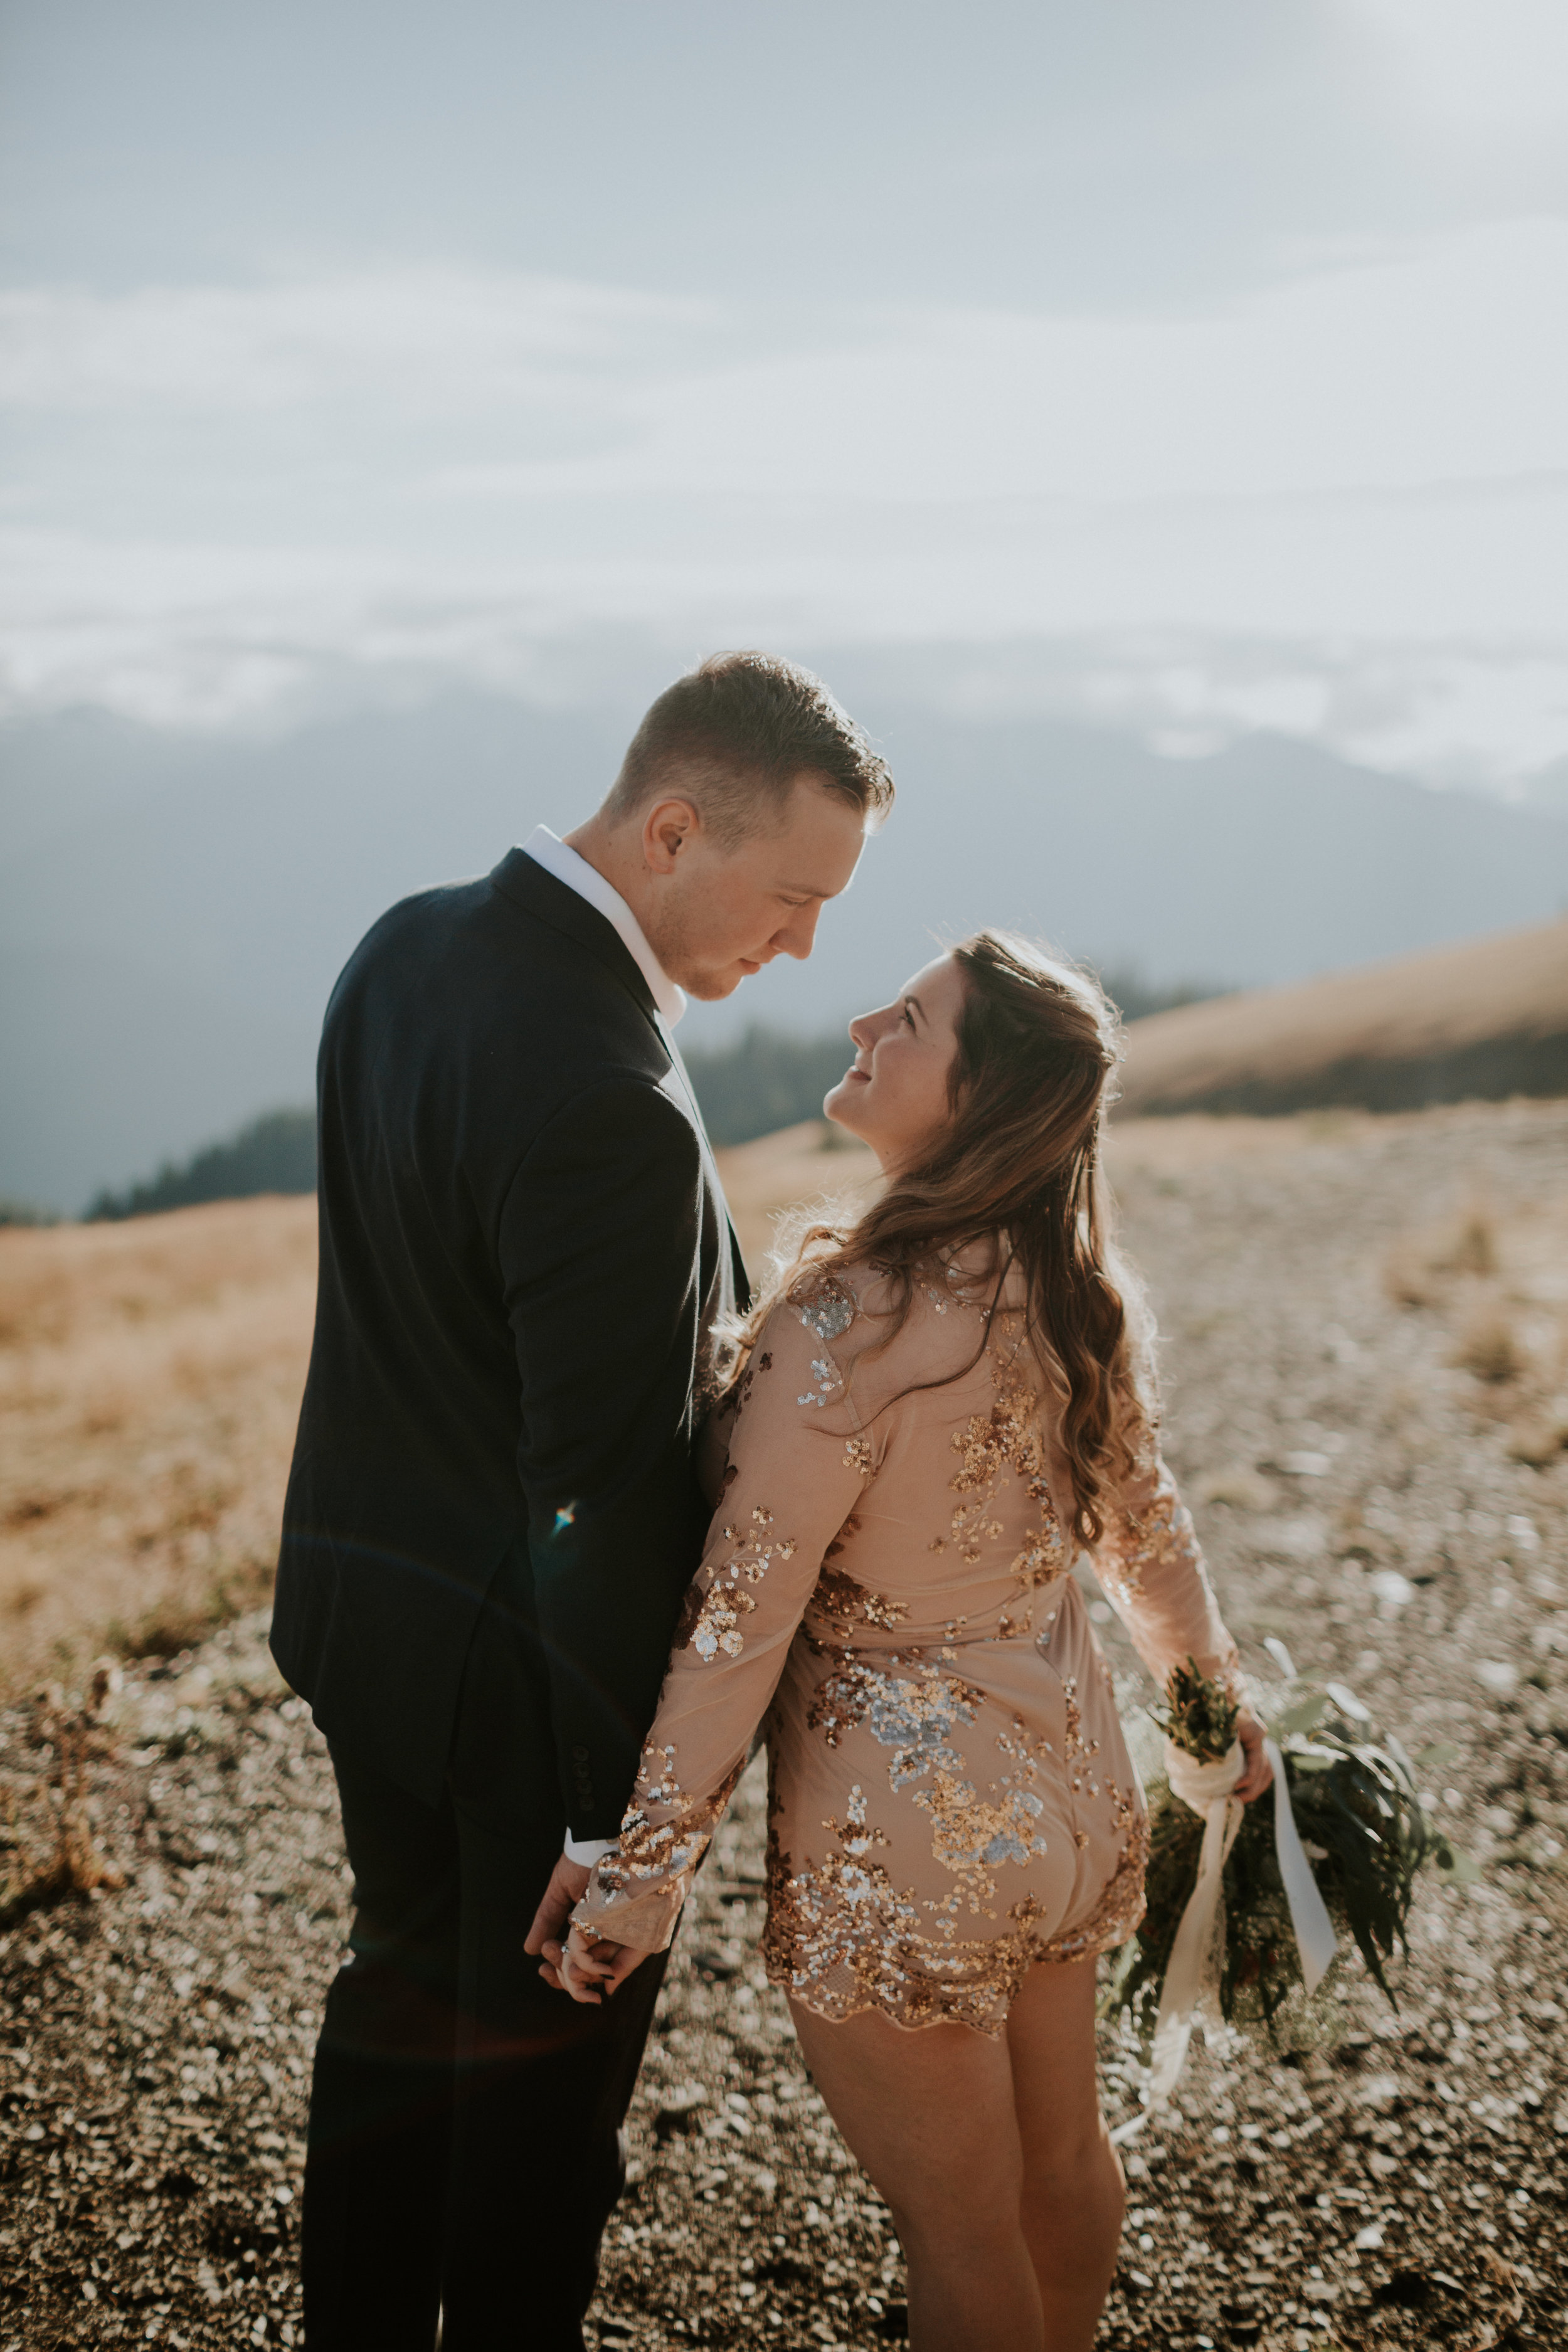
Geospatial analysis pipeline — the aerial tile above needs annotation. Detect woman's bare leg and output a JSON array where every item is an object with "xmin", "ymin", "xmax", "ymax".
[
  {"xmin": 788, "ymin": 1997, "xmax": 1044, "ymax": 2352},
  {"xmin": 1007, "ymin": 1956, "xmax": 1126, "ymax": 2348}
]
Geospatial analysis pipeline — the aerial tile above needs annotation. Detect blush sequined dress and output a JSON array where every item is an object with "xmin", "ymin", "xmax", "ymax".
[{"xmin": 573, "ymin": 1251, "xmax": 1242, "ymax": 2036}]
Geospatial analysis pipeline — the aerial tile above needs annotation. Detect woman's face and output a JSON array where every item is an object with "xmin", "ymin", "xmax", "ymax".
[{"xmin": 824, "ymin": 953, "xmax": 970, "ymax": 1170}]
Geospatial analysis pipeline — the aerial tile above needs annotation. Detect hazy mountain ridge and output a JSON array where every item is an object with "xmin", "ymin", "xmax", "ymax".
[
  {"xmin": 86, "ymin": 1108, "xmax": 318, "ymax": 1223},
  {"xmin": 60, "ymin": 961, "xmax": 1217, "ymax": 1225},
  {"xmin": 4, "ymin": 691, "xmax": 1566, "ymax": 1211}
]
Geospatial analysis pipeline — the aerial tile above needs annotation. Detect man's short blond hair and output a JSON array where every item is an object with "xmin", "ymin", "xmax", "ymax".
[{"xmin": 601, "ymin": 651, "xmax": 894, "ymax": 846}]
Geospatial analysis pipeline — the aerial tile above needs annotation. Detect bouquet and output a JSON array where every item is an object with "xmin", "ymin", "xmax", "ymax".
[{"xmin": 1101, "ymin": 1656, "xmax": 1473, "ymax": 2102}]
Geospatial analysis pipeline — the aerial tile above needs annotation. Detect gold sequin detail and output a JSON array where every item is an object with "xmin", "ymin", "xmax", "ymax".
[
  {"xmin": 675, "ymin": 1501, "xmax": 798, "ymax": 1661},
  {"xmin": 1094, "ymin": 1449, "xmax": 1196, "ymax": 1607},
  {"xmin": 578, "ymin": 1254, "xmax": 1232, "ymax": 2047},
  {"xmin": 763, "ymin": 1794, "xmax": 1150, "ymax": 2037},
  {"xmin": 812, "ymin": 1565, "xmax": 908, "ymax": 1638},
  {"xmin": 596, "ymin": 1743, "xmax": 744, "ymax": 1893},
  {"xmin": 913, "ymin": 1768, "xmax": 1048, "ymax": 1909},
  {"xmin": 946, "ymin": 1340, "xmax": 1064, "ymax": 1598}
]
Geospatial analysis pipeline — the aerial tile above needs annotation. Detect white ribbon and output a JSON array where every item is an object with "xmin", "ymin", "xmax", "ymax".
[
  {"xmin": 1110, "ymin": 1733, "xmax": 1337, "ymax": 2142},
  {"xmin": 1263, "ymin": 1735, "xmax": 1338, "ymax": 1995}
]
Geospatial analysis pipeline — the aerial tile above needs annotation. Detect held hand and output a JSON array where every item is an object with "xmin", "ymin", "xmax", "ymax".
[
  {"xmin": 524, "ymin": 1855, "xmax": 590, "ymax": 1967},
  {"xmin": 540, "ymin": 1922, "xmax": 649, "ymax": 2005},
  {"xmin": 1232, "ymin": 1707, "xmax": 1274, "ymax": 1803}
]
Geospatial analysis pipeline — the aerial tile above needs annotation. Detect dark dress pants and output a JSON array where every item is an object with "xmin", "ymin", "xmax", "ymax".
[{"xmin": 300, "ymin": 1746, "xmax": 669, "ymax": 2351}]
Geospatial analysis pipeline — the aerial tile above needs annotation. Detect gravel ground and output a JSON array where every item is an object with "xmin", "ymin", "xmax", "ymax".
[{"xmin": 3, "ymin": 1100, "xmax": 1565, "ymax": 2352}]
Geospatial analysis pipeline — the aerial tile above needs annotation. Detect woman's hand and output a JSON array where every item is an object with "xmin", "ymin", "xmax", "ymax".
[
  {"xmin": 1232, "ymin": 1705, "xmax": 1274, "ymax": 1802},
  {"xmin": 539, "ymin": 1921, "xmax": 649, "ymax": 2005}
]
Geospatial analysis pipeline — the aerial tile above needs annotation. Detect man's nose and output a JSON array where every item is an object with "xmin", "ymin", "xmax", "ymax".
[{"xmin": 775, "ymin": 902, "xmax": 822, "ymax": 961}]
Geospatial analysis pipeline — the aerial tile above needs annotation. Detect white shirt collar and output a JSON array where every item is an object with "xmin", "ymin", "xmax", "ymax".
[{"xmin": 519, "ymin": 825, "xmax": 686, "ymax": 1029}]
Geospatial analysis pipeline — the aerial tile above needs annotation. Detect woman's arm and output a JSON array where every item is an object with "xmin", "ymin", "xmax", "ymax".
[
  {"xmin": 1092, "ymin": 1421, "xmax": 1272, "ymax": 1800},
  {"xmin": 561, "ymin": 1272, "xmax": 878, "ymax": 1974}
]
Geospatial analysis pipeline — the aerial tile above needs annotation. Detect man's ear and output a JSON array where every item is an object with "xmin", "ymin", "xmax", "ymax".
[{"xmin": 641, "ymin": 795, "xmax": 701, "ymax": 876}]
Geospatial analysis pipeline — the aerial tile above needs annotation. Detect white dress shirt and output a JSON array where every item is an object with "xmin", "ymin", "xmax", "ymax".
[
  {"xmin": 519, "ymin": 825, "xmax": 684, "ymax": 1866},
  {"xmin": 520, "ymin": 825, "xmax": 686, "ymax": 1029}
]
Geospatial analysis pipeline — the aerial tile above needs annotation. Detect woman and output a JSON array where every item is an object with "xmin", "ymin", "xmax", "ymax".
[{"xmin": 544, "ymin": 933, "xmax": 1271, "ymax": 2352}]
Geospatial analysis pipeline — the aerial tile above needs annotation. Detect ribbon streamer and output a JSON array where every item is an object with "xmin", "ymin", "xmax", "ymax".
[{"xmin": 1110, "ymin": 1733, "xmax": 1337, "ymax": 2143}]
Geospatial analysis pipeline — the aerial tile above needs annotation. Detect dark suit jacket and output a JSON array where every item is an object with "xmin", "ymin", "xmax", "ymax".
[{"xmin": 270, "ymin": 849, "xmax": 746, "ymax": 1835}]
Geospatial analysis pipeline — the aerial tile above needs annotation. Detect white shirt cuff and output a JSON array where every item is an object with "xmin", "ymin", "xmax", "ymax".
[{"xmin": 564, "ymin": 1833, "xmax": 617, "ymax": 1867}]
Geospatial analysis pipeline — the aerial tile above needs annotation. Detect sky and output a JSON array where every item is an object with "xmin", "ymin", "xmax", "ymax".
[{"xmin": 3, "ymin": 1, "xmax": 1567, "ymax": 789}]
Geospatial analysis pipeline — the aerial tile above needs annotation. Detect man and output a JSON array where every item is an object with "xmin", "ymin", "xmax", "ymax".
[{"xmin": 270, "ymin": 651, "xmax": 893, "ymax": 2350}]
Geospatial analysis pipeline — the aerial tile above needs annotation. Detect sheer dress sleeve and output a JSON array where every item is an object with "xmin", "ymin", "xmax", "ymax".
[
  {"xmin": 572, "ymin": 1271, "xmax": 876, "ymax": 1953},
  {"xmin": 1089, "ymin": 1414, "xmax": 1242, "ymax": 1700}
]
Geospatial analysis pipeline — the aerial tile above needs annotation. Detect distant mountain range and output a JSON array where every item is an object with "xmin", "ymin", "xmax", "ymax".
[
  {"xmin": 63, "ymin": 962, "xmax": 1213, "ymax": 1224},
  {"xmin": 4, "ymin": 690, "xmax": 1567, "ymax": 1211}
]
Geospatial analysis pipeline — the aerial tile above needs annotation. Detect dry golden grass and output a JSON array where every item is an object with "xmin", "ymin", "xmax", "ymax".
[
  {"xmin": 0, "ymin": 1197, "xmax": 317, "ymax": 1697},
  {"xmin": 1105, "ymin": 1106, "xmax": 1382, "ymax": 1179},
  {"xmin": 0, "ymin": 1138, "xmax": 882, "ymax": 1696},
  {"xmin": 1451, "ymin": 1304, "xmax": 1527, "ymax": 1385},
  {"xmin": 1384, "ymin": 1196, "xmax": 1505, "ymax": 1308},
  {"xmin": 1378, "ymin": 1167, "xmax": 1568, "ymax": 1459},
  {"xmin": 4, "ymin": 1098, "xmax": 1562, "ymax": 1699},
  {"xmin": 713, "ymin": 1118, "xmax": 881, "ymax": 1271},
  {"xmin": 712, "ymin": 1109, "xmax": 1387, "ymax": 1265},
  {"xmin": 0, "ymin": 1663, "xmax": 127, "ymax": 1928}
]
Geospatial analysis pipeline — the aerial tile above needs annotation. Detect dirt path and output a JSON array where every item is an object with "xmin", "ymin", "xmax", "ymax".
[{"xmin": 3, "ymin": 1101, "xmax": 1565, "ymax": 2351}]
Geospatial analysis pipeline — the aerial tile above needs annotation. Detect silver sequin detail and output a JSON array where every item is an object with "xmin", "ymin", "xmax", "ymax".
[{"xmin": 798, "ymin": 1288, "xmax": 856, "ymax": 1342}]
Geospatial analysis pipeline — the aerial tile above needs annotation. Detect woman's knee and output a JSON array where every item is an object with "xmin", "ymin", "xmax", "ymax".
[{"xmin": 1023, "ymin": 2111, "xmax": 1122, "ymax": 2199}]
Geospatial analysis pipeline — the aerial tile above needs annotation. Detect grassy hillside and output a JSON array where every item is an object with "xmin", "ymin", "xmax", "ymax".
[
  {"xmin": 1118, "ymin": 914, "xmax": 1568, "ymax": 1119},
  {"xmin": 8, "ymin": 1089, "xmax": 1565, "ymax": 1698},
  {"xmin": 0, "ymin": 1199, "xmax": 317, "ymax": 1690},
  {"xmin": 9, "ymin": 692, "xmax": 1568, "ymax": 1210},
  {"xmin": 87, "ymin": 1108, "xmax": 316, "ymax": 1221}
]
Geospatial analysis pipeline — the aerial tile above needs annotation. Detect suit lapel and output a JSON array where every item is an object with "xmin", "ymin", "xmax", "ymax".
[
  {"xmin": 656, "ymin": 1017, "xmax": 749, "ymax": 1302},
  {"xmin": 492, "ymin": 848, "xmax": 749, "ymax": 1297},
  {"xmin": 490, "ymin": 848, "xmax": 659, "ymax": 1025}
]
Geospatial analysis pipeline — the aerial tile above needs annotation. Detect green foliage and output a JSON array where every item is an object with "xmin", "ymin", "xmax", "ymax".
[
  {"xmin": 1104, "ymin": 1680, "xmax": 1476, "ymax": 2052},
  {"xmin": 0, "ymin": 1198, "xmax": 60, "ymax": 1228},
  {"xmin": 1153, "ymin": 1656, "xmax": 1239, "ymax": 1764},
  {"xmin": 87, "ymin": 1108, "xmax": 316, "ymax": 1221},
  {"xmin": 684, "ymin": 1027, "xmax": 859, "ymax": 1148},
  {"xmin": 70, "ymin": 976, "xmax": 1226, "ymax": 1217}
]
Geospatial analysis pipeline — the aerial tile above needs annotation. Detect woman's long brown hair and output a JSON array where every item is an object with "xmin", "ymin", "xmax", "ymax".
[{"xmin": 724, "ymin": 930, "xmax": 1153, "ymax": 1546}]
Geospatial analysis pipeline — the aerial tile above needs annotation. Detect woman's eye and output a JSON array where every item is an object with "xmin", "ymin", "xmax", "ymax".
[{"xmin": 902, "ymin": 1005, "xmax": 916, "ymax": 1030}]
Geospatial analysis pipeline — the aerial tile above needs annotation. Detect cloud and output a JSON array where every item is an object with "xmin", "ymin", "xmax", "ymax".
[
  {"xmin": 874, "ymin": 630, "xmax": 1568, "ymax": 791},
  {"xmin": 0, "ymin": 268, "xmax": 713, "ymax": 413},
  {"xmin": 1, "ymin": 222, "xmax": 1565, "ymax": 779},
  {"xmin": 1351, "ymin": 0, "xmax": 1568, "ymax": 135},
  {"xmin": 8, "ymin": 220, "xmax": 1565, "ymax": 493}
]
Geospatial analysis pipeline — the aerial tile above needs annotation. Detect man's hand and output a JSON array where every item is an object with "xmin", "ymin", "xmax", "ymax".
[
  {"xmin": 524, "ymin": 1853, "xmax": 590, "ymax": 1982},
  {"xmin": 1232, "ymin": 1706, "xmax": 1274, "ymax": 1803}
]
